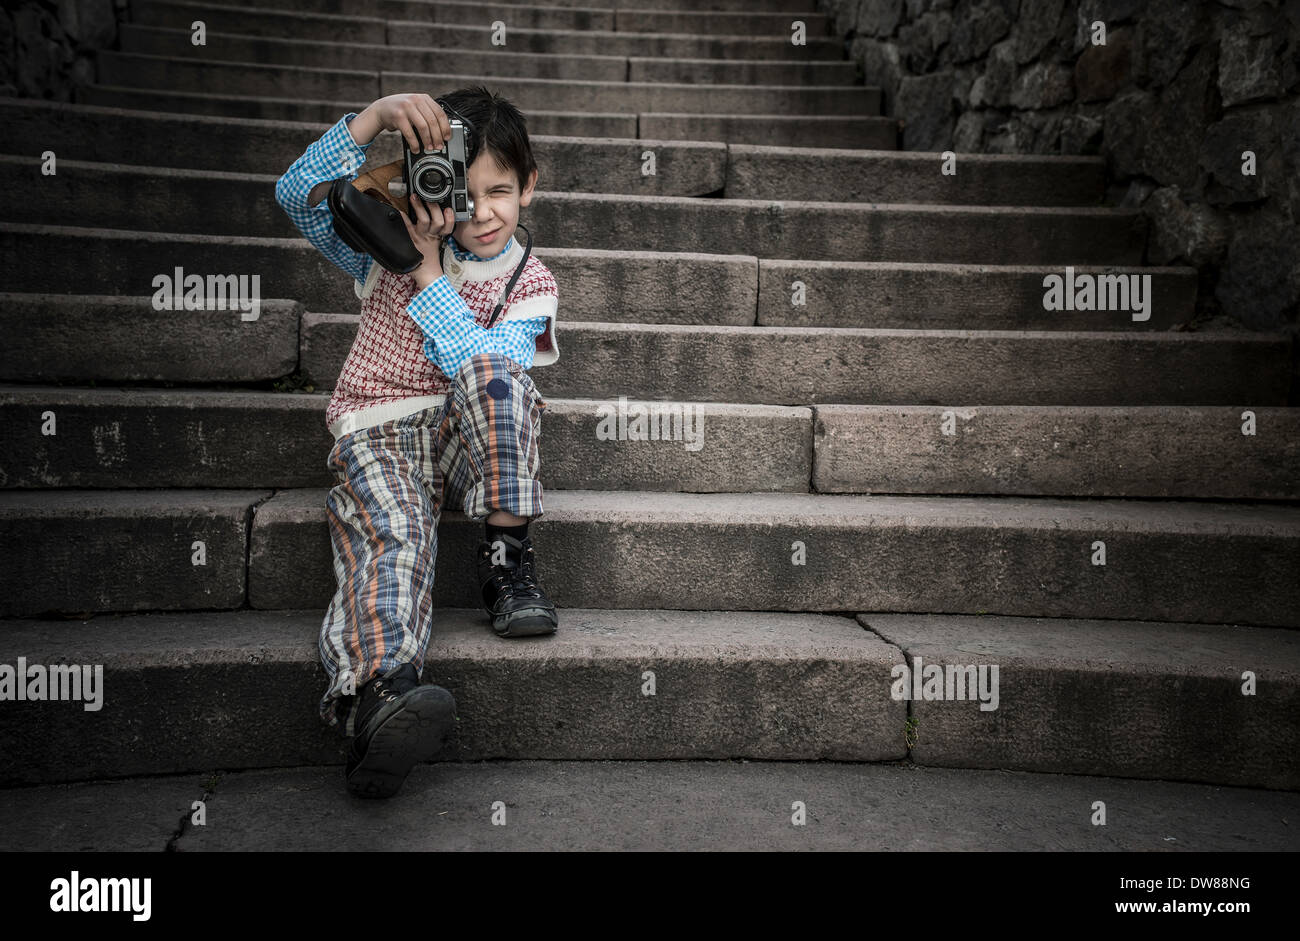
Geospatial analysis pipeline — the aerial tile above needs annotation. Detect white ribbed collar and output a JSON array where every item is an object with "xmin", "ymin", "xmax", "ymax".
[{"xmin": 440, "ymin": 234, "xmax": 523, "ymax": 284}]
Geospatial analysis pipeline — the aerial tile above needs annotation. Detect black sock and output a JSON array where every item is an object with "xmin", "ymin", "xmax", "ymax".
[{"xmin": 485, "ymin": 520, "xmax": 529, "ymax": 546}]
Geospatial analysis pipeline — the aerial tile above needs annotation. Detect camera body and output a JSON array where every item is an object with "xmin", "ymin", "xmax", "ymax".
[{"xmin": 403, "ymin": 117, "xmax": 475, "ymax": 222}]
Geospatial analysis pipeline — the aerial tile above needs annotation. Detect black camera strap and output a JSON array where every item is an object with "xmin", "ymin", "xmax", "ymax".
[{"xmin": 488, "ymin": 222, "xmax": 533, "ymax": 329}]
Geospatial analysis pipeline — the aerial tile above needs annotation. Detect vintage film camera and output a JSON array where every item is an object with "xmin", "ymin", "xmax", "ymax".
[{"xmin": 403, "ymin": 98, "xmax": 478, "ymax": 222}]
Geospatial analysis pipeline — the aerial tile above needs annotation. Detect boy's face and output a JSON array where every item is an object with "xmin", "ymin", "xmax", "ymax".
[{"xmin": 450, "ymin": 150, "xmax": 537, "ymax": 257}]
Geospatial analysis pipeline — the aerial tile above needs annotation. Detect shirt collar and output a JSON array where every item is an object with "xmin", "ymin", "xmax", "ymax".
[{"xmin": 448, "ymin": 234, "xmax": 513, "ymax": 262}]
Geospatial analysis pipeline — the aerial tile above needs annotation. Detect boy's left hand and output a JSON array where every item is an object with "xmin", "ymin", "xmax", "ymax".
[{"xmin": 403, "ymin": 195, "xmax": 455, "ymax": 288}]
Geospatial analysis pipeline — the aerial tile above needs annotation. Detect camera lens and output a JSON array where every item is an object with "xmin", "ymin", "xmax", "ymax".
[{"xmin": 412, "ymin": 158, "xmax": 452, "ymax": 201}]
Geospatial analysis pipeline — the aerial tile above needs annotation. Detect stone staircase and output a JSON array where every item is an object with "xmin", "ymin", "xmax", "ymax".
[{"xmin": 1, "ymin": 0, "xmax": 1298, "ymax": 800}]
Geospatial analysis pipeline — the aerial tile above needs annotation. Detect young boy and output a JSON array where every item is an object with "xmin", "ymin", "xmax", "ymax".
[{"xmin": 274, "ymin": 85, "xmax": 561, "ymax": 799}]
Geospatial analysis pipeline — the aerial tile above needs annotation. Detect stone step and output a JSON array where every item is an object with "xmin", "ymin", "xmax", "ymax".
[
  {"xmin": 0, "ymin": 239, "xmax": 766, "ymax": 332},
  {"xmin": 247, "ymin": 489, "xmax": 1300, "ymax": 627},
  {"xmin": 538, "ymin": 0, "xmax": 818, "ymax": 8},
  {"xmin": 0, "ymin": 291, "xmax": 302, "ymax": 383},
  {"xmin": 75, "ymin": 87, "xmax": 631, "ymax": 136},
  {"xmin": 4, "ymin": 100, "xmax": 1114, "ymax": 207},
  {"xmin": 303, "ymin": 319, "xmax": 1290, "ymax": 406},
  {"xmin": 864, "ymin": 612, "xmax": 1300, "ymax": 790},
  {"xmin": 123, "ymin": 24, "xmax": 622, "ymax": 83},
  {"xmin": 520, "ymin": 194, "xmax": 1145, "ymax": 265},
  {"xmin": 727, "ymin": 145, "xmax": 1105, "ymax": 206},
  {"xmin": 0, "ymin": 98, "xmax": 719, "ymax": 199},
  {"xmin": 1, "ymin": 489, "xmax": 1296, "ymax": 625},
  {"xmin": 0, "ymin": 489, "xmax": 269, "ymax": 616},
  {"xmin": 138, "ymin": 0, "xmax": 835, "ymax": 34},
  {"xmin": 131, "ymin": 0, "xmax": 390, "ymax": 43},
  {"xmin": 380, "ymin": 19, "xmax": 844, "ymax": 60},
  {"xmin": 94, "ymin": 53, "xmax": 877, "ymax": 115},
  {"xmin": 755, "ymin": 260, "xmax": 1197, "ymax": 330},
  {"xmin": 6, "ymin": 763, "xmax": 1298, "ymax": 851},
  {"xmin": 119, "ymin": 24, "xmax": 864, "ymax": 86},
  {"xmin": 0, "ymin": 159, "xmax": 1142, "ymax": 264},
  {"xmin": 0, "ymin": 239, "xmax": 762, "ymax": 331},
  {"xmin": 0, "ymin": 235, "xmax": 1198, "ymax": 340},
  {"xmin": 0, "ymin": 387, "xmax": 812, "ymax": 493},
  {"xmin": 75, "ymin": 86, "xmax": 893, "ymax": 147},
  {"xmin": 0, "ymin": 607, "xmax": 1295, "ymax": 789},
  {"xmin": 640, "ymin": 113, "xmax": 896, "ymax": 149},
  {"xmin": 408, "ymin": 1, "xmax": 833, "ymax": 36},
  {"xmin": 812, "ymin": 405, "xmax": 1300, "ymax": 500},
  {"xmin": 386, "ymin": 71, "xmax": 874, "ymax": 115},
  {"xmin": 180, "ymin": 0, "xmax": 819, "ymax": 14},
  {"xmin": 0, "ymin": 607, "xmax": 900, "ymax": 784},
  {"xmin": 96, "ymin": 51, "xmax": 380, "ymax": 101},
  {"xmin": 3, "ymin": 387, "xmax": 1293, "ymax": 500}
]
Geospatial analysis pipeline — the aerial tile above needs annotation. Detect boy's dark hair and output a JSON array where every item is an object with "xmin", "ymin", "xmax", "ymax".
[{"xmin": 438, "ymin": 84, "xmax": 537, "ymax": 195}]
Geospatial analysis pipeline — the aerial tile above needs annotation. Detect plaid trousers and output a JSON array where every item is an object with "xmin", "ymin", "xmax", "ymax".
[{"xmin": 318, "ymin": 351, "xmax": 547, "ymax": 736}]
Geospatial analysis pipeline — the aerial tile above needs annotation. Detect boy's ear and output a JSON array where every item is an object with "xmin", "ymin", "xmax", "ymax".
[{"xmin": 517, "ymin": 168, "xmax": 539, "ymax": 207}]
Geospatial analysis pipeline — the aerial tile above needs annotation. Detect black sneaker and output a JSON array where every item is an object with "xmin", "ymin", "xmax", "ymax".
[
  {"xmin": 345, "ymin": 663, "xmax": 456, "ymax": 799},
  {"xmin": 476, "ymin": 533, "xmax": 559, "ymax": 637}
]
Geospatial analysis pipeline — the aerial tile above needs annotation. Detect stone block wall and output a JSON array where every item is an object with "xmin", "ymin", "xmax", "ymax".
[
  {"xmin": 1, "ymin": 0, "xmax": 126, "ymax": 101},
  {"xmin": 820, "ymin": 0, "xmax": 1300, "ymax": 332}
]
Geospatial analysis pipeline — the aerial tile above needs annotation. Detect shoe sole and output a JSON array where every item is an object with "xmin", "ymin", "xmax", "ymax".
[
  {"xmin": 346, "ymin": 686, "xmax": 457, "ymax": 799},
  {"xmin": 492, "ymin": 606, "xmax": 558, "ymax": 638}
]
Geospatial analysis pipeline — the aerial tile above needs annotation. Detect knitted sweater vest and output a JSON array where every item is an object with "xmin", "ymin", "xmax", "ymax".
[{"xmin": 325, "ymin": 235, "xmax": 559, "ymax": 440}]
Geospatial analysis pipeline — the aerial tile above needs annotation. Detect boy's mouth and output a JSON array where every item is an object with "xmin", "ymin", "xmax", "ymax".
[{"xmin": 473, "ymin": 229, "xmax": 500, "ymax": 244}]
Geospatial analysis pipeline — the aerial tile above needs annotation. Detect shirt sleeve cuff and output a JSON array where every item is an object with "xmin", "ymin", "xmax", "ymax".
[
  {"xmin": 341, "ymin": 113, "xmax": 373, "ymax": 152},
  {"xmin": 405, "ymin": 275, "xmax": 471, "ymax": 335},
  {"xmin": 320, "ymin": 113, "xmax": 370, "ymax": 178}
]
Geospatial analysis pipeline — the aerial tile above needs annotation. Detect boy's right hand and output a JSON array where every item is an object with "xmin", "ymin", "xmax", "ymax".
[{"xmin": 367, "ymin": 93, "xmax": 452, "ymax": 154}]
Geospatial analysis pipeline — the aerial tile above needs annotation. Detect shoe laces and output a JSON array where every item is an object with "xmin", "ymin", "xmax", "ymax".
[
  {"xmin": 482, "ymin": 539, "xmax": 541, "ymax": 598},
  {"xmin": 370, "ymin": 677, "xmax": 401, "ymax": 706},
  {"xmin": 511, "ymin": 545, "xmax": 541, "ymax": 597},
  {"xmin": 367, "ymin": 665, "xmax": 418, "ymax": 706}
]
